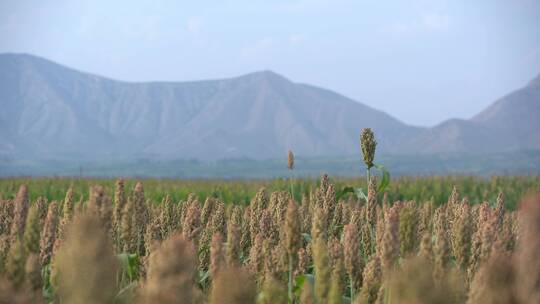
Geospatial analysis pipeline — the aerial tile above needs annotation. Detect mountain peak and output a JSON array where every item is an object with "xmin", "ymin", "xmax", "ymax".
[{"xmin": 240, "ymin": 70, "xmax": 291, "ymax": 83}]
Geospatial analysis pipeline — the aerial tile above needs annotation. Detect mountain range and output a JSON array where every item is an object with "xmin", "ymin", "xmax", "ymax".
[{"xmin": 0, "ymin": 53, "xmax": 539, "ymax": 164}]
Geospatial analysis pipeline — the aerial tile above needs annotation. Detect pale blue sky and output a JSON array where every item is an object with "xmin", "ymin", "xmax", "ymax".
[{"xmin": 1, "ymin": 0, "xmax": 539, "ymax": 126}]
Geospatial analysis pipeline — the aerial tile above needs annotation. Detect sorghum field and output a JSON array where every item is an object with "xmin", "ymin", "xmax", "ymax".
[
  {"xmin": 0, "ymin": 174, "xmax": 540, "ymax": 303},
  {"xmin": 0, "ymin": 131, "xmax": 539, "ymax": 304}
]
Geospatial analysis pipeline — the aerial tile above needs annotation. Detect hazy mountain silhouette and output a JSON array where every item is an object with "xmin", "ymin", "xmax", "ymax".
[
  {"xmin": 0, "ymin": 53, "xmax": 421, "ymax": 160},
  {"xmin": 404, "ymin": 73, "xmax": 540, "ymax": 154},
  {"xmin": 0, "ymin": 53, "xmax": 538, "ymax": 162}
]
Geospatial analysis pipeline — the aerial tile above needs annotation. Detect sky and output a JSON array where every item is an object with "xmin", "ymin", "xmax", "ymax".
[{"xmin": 1, "ymin": 0, "xmax": 539, "ymax": 127}]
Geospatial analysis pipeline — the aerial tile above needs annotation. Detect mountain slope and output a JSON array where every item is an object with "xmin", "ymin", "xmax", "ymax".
[
  {"xmin": 0, "ymin": 53, "xmax": 422, "ymax": 160},
  {"xmin": 403, "ymin": 74, "xmax": 540, "ymax": 154},
  {"xmin": 471, "ymin": 76, "xmax": 540, "ymax": 150}
]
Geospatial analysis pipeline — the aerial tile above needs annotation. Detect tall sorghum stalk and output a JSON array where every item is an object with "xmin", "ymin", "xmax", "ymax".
[{"xmin": 360, "ymin": 128, "xmax": 377, "ymax": 185}]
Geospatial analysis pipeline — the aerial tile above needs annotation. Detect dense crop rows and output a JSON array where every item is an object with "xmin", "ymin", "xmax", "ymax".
[
  {"xmin": 1, "ymin": 175, "xmax": 538, "ymax": 209},
  {"xmin": 1, "ymin": 175, "xmax": 540, "ymax": 303}
]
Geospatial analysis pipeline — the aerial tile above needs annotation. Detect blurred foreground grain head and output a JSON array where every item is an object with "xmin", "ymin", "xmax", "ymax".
[
  {"xmin": 388, "ymin": 256, "xmax": 465, "ymax": 304},
  {"xmin": 53, "ymin": 213, "xmax": 118, "ymax": 304},
  {"xmin": 515, "ymin": 191, "xmax": 540, "ymax": 304},
  {"xmin": 209, "ymin": 266, "xmax": 256, "ymax": 304},
  {"xmin": 468, "ymin": 252, "xmax": 518, "ymax": 304},
  {"xmin": 141, "ymin": 233, "xmax": 197, "ymax": 304},
  {"xmin": 259, "ymin": 274, "xmax": 287, "ymax": 304}
]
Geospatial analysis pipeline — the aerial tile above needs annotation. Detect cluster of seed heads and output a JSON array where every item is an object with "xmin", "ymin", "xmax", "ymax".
[{"xmin": 0, "ymin": 177, "xmax": 538, "ymax": 304}]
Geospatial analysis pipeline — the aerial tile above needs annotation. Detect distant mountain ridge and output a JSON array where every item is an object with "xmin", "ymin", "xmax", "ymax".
[
  {"xmin": 404, "ymin": 72, "xmax": 540, "ymax": 154},
  {"xmin": 0, "ymin": 53, "xmax": 538, "ymax": 162}
]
